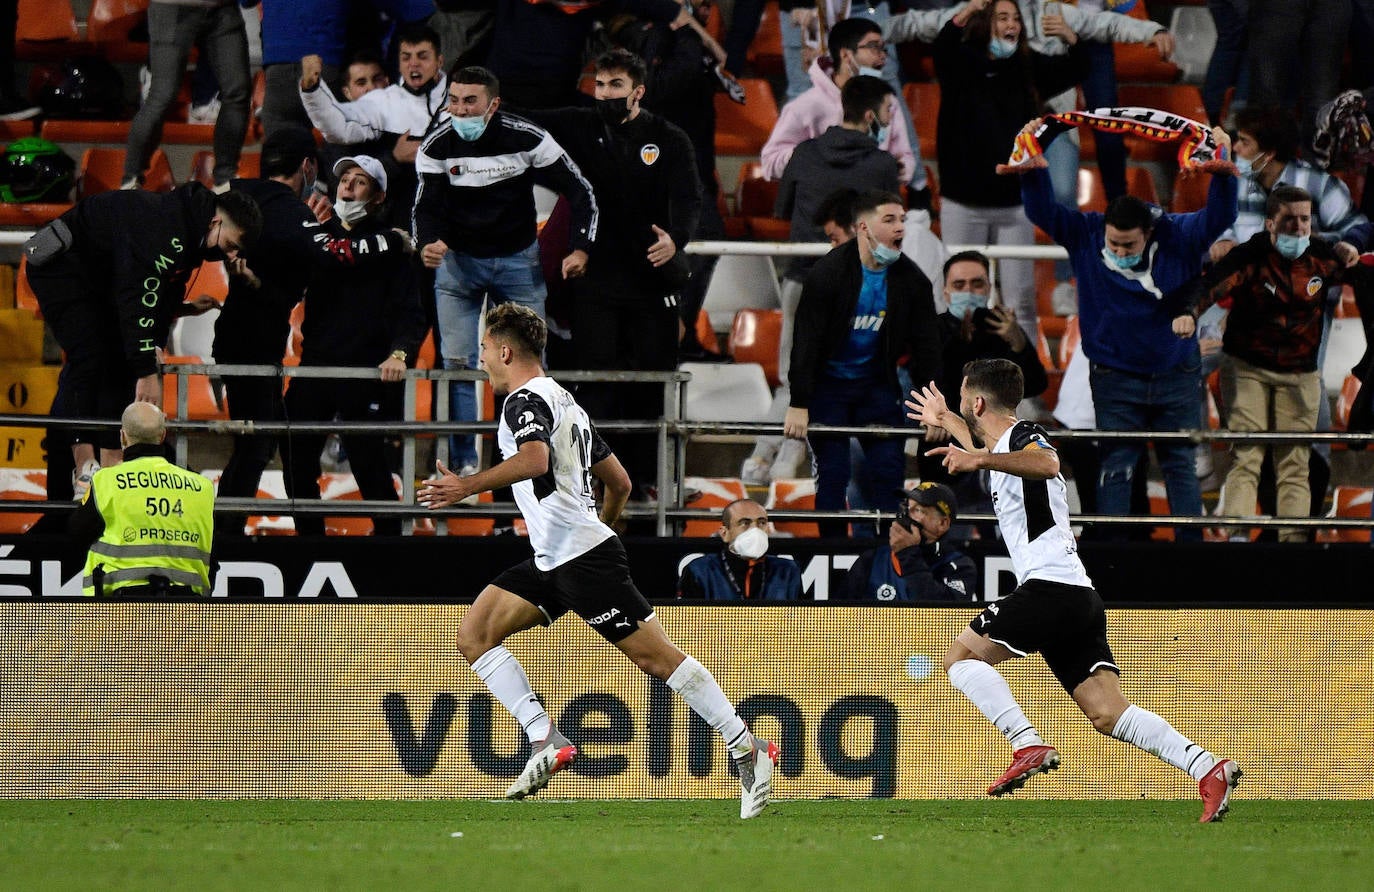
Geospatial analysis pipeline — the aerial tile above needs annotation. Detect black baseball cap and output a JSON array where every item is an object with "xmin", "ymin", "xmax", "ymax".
[{"xmin": 899, "ymin": 481, "xmax": 958, "ymax": 520}]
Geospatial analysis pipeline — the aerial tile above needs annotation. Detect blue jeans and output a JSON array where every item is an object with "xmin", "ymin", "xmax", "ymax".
[
  {"xmin": 434, "ymin": 241, "xmax": 547, "ymax": 467},
  {"xmin": 1090, "ymin": 352, "xmax": 1203, "ymax": 541},
  {"xmin": 808, "ymin": 375, "xmax": 907, "ymax": 537}
]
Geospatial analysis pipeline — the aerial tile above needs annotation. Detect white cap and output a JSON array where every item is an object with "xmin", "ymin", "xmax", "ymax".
[{"xmin": 332, "ymin": 155, "xmax": 387, "ymax": 194}]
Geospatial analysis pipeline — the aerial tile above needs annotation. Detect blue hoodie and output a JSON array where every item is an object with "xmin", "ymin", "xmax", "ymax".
[{"xmin": 1021, "ymin": 167, "xmax": 1238, "ymax": 374}]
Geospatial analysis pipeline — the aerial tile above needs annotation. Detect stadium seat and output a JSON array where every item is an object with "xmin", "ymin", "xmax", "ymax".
[
  {"xmin": 1115, "ymin": 85, "xmax": 1208, "ymax": 162},
  {"xmin": 249, "ymin": 69, "xmax": 266, "ymax": 142},
  {"xmin": 40, "ymin": 119, "xmax": 134, "ymax": 143},
  {"xmin": 318, "ymin": 471, "xmax": 409, "ymax": 536},
  {"xmin": 201, "ymin": 468, "xmax": 294, "ymax": 536},
  {"xmin": 746, "ymin": 2, "xmax": 784, "ymax": 76},
  {"xmin": 902, "ymin": 82, "xmax": 939, "ymax": 160},
  {"xmin": 0, "ymin": 201, "xmax": 73, "ymax": 227},
  {"xmin": 693, "ymin": 309, "xmax": 722, "ymax": 355},
  {"xmin": 728, "ymin": 308, "xmax": 783, "ymax": 386},
  {"xmin": 1322, "ymin": 317, "xmax": 1366, "ymax": 397},
  {"xmin": 87, "ymin": 0, "xmax": 151, "ymax": 63},
  {"xmin": 735, "ymin": 162, "xmax": 789, "ymax": 239},
  {"xmin": 284, "ymin": 301, "xmax": 305, "ymax": 366},
  {"xmin": 1316, "ymin": 485, "xmax": 1373, "ymax": 543},
  {"xmin": 1033, "ymin": 262, "xmax": 1070, "ymax": 337},
  {"xmin": 714, "ymin": 78, "xmax": 778, "ymax": 156},
  {"xmin": 0, "ymin": 468, "xmax": 47, "ymax": 534},
  {"xmin": 1056, "ymin": 314, "xmax": 1080, "ymax": 368},
  {"xmin": 1077, "ymin": 165, "xmax": 1158, "ymax": 212},
  {"xmin": 1113, "ymin": 2, "xmax": 1181, "ymax": 83},
  {"xmin": 160, "ymin": 354, "xmax": 227, "ymax": 421},
  {"xmin": 15, "ymin": 257, "xmax": 41, "ymax": 319},
  {"xmin": 680, "ymin": 361, "xmax": 773, "ymax": 422},
  {"xmin": 78, "ymin": 147, "xmax": 175, "ymax": 197},
  {"xmin": 1169, "ymin": 171, "xmax": 1211, "ymax": 213},
  {"xmin": 1333, "ymin": 373, "xmax": 1362, "ymax": 432},
  {"xmin": 766, "ymin": 477, "xmax": 819, "ymax": 538},
  {"xmin": 16, "ymin": 0, "xmax": 89, "ymax": 59},
  {"xmin": 700, "ymin": 254, "xmax": 782, "ymax": 331},
  {"xmin": 682, "ymin": 476, "xmax": 747, "ymax": 536},
  {"xmin": 188, "ymin": 150, "xmax": 261, "ymax": 188}
]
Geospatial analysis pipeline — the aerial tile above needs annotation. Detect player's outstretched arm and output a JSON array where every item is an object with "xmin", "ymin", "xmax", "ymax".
[
  {"xmin": 905, "ymin": 382, "xmax": 980, "ymax": 452},
  {"xmin": 591, "ymin": 453, "xmax": 632, "ymax": 526},
  {"xmin": 417, "ymin": 442, "xmax": 551, "ymax": 509}
]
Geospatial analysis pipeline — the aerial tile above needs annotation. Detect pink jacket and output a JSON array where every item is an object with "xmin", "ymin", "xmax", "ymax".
[{"xmin": 760, "ymin": 58, "xmax": 915, "ymax": 184}]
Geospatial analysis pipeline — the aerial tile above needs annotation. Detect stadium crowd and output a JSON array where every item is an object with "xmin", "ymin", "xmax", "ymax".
[{"xmin": 2, "ymin": 0, "xmax": 1374, "ymax": 567}]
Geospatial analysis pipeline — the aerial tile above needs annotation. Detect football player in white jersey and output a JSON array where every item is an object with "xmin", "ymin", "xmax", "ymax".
[
  {"xmin": 418, "ymin": 304, "xmax": 779, "ymax": 818},
  {"xmin": 907, "ymin": 358, "xmax": 1240, "ymax": 823}
]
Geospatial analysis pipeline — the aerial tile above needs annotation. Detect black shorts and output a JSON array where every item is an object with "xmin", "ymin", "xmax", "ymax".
[
  {"xmin": 968, "ymin": 579, "xmax": 1119, "ymax": 694},
  {"xmin": 492, "ymin": 536, "xmax": 655, "ymax": 643}
]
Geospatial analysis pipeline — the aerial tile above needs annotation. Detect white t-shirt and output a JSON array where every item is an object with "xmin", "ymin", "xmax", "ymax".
[
  {"xmin": 497, "ymin": 376, "xmax": 615, "ymax": 570},
  {"xmin": 988, "ymin": 419, "xmax": 1094, "ymax": 588}
]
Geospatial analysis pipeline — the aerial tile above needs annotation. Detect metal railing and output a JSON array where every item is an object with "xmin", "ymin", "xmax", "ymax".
[{"xmin": 4, "ymin": 358, "xmax": 1372, "ymax": 537}]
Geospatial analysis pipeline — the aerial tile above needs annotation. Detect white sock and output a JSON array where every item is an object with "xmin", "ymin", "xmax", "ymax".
[
  {"xmin": 470, "ymin": 645, "xmax": 552, "ymax": 744},
  {"xmin": 666, "ymin": 656, "xmax": 753, "ymax": 758},
  {"xmin": 1111, "ymin": 705, "xmax": 1215, "ymax": 780},
  {"xmin": 947, "ymin": 659, "xmax": 1044, "ymax": 750}
]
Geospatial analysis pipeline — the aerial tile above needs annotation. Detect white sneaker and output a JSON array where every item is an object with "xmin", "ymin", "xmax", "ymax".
[
  {"xmin": 769, "ymin": 438, "xmax": 809, "ymax": 481},
  {"xmin": 72, "ymin": 459, "xmax": 100, "ymax": 501},
  {"xmin": 505, "ymin": 736, "xmax": 578, "ymax": 800},
  {"xmin": 736, "ymin": 737, "xmax": 779, "ymax": 819},
  {"xmin": 741, "ymin": 456, "xmax": 772, "ymax": 486},
  {"xmin": 188, "ymin": 96, "xmax": 221, "ymax": 124}
]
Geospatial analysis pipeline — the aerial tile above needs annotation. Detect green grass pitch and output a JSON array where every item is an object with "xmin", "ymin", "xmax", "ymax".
[{"xmin": 2, "ymin": 799, "xmax": 1371, "ymax": 891}]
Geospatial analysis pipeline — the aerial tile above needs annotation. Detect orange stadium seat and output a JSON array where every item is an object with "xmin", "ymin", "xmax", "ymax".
[
  {"xmin": 1170, "ymin": 170, "xmax": 1211, "ymax": 213},
  {"xmin": 694, "ymin": 309, "xmax": 722, "ymax": 355},
  {"xmin": 682, "ymin": 476, "xmax": 747, "ymax": 536},
  {"xmin": 1316, "ymin": 485, "xmax": 1373, "ymax": 544},
  {"xmin": 0, "ymin": 200, "xmax": 71, "ymax": 227},
  {"xmin": 284, "ymin": 301, "xmax": 305, "ymax": 366},
  {"xmin": 1113, "ymin": 1, "xmax": 1181, "ymax": 83},
  {"xmin": 1335, "ymin": 285, "xmax": 1359, "ymax": 320},
  {"xmin": 317, "ymin": 472, "xmax": 408, "ymax": 536},
  {"xmin": 78, "ymin": 147, "xmax": 175, "ymax": 197},
  {"xmin": 249, "ymin": 69, "xmax": 266, "ymax": 141},
  {"xmin": 161, "ymin": 355, "xmax": 227, "ymax": 421},
  {"xmin": 188, "ymin": 150, "xmax": 261, "ymax": 188},
  {"xmin": 0, "ymin": 468, "xmax": 48, "ymax": 534},
  {"xmin": 766, "ymin": 478, "xmax": 819, "ymax": 538},
  {"xmin": 86, "ymin": 0, "xmax": 151, "ymax": 63},
  {"xmin": 728, "ymin": 308, "xmax": 783, "ymax": 386},
  {"xmin": 735, "ymin": 162, "xmax": 787, "ymax": 238},
  {"xmin": 16, "ymin": 0, "xmax": 88, "ymax": 59},
  {"xmin": 1333, "ymin": 373, "xmax": 1362, "ymax": 432},
  {"xmin": 714, "ymin": 78, "xmax": 778, "ymax": 156},
  {"xmin": 15, "ymin": 256, "xmax": 41, "ymax": 319},
  {"xmin": 902, "ymin": 82, "xmax": 939, "ymax": 161},
  {"xmin": 746, "ymin": 2, "xmax": 784, "ymax": 76}
]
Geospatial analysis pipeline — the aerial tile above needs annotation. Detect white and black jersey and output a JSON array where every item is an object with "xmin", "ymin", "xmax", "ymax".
[
  {"xmin": 989, "ymin": 420, "xmax": 1093, "ymax": 589},
  {"xmin": 413, "ymin": 110, "xmax": 598, "ymax": 259},
  {"xmin": 498, "ymin": 376, "xmax": 614, "ymax": 570}
]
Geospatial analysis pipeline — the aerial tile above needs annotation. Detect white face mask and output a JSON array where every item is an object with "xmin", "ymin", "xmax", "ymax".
[
  {"xmin": 730, "ymin": 526, "xmax": 769, "ymax": 560},
  {"xmin": 335, "ymin": 198, "xmax": 371, "ymax": 225}
]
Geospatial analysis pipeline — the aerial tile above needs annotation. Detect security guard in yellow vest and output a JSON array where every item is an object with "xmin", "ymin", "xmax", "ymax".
[{"xmin": 71, "ymin": 401, "xmax": 215, "ymax": 597}]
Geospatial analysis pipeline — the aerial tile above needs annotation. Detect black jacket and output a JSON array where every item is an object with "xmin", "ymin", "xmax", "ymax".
[
  {"xmin": 523, "ymin": 106, "xmax": 702, "ymax": 293},
  {"xmin": 299, "ymin": 214, "xmax": 426, "ymax": 367},
  {"xmin": 777, "ymin": 126, "xmax": 902, "ymax": 245},
  {"xmin": 933, "ymin": 20, "xmax": 1087, "ymax": 207},
  {"xmin": 789, "ymin": 239, "xmax": 941, "ymax": 409},
  {"xmin": 215, "ymin": 178, "xmax": 413, "ymax": 365},
  {"xmin": 413, "ymin": 109, "xmax": 598, "ymax": 258},
  {"xmin": 936, "ymin": 311, "xmax": 1049, "ymax": 400},
  {"xmin": 48, "ymin": 183, "xmax": 221, "ymax": 377}
]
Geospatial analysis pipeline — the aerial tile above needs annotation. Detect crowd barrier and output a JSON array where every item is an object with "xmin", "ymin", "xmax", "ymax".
[{"xmin": 0, "ymin": 602, "xmax": 1368, "ymax": 800}]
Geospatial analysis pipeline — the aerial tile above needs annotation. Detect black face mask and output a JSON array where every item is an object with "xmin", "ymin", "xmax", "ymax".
[{"xmin": 595, "ymin": 96, "xmax": 630, "ymax": 127}]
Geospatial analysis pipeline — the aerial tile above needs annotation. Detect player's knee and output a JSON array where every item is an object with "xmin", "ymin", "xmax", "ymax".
[
  {"xmin": 455, "ymin": 624, "xmax": 495, "ymax": 664},
  {"xmin": 1088, "ymin": 711, "xmax": 1118, "ymax": 735}
]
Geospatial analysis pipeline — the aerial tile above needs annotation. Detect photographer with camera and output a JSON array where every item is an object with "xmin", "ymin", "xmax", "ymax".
[{"xmin": 842, "ymin": 482, "xmax": 977, "ymax": 601}]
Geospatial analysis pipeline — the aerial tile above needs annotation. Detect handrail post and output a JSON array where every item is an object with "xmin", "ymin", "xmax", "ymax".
[{"xmin": 401, "ymin": 374, "xmax": 417, "ymax": 535}]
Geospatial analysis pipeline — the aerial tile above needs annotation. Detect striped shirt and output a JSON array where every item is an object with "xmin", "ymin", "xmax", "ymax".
[{"xmin": 1219, "ymin": 159, "xmax": 1372, "ymax": 248}]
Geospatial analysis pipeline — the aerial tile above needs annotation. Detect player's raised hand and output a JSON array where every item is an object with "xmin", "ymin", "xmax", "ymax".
[
  {"xmin": 417, "ymin": 459, "xmax": 471, "ymax": 509},
  {"xmin": 927, "ymin": 444, "xmax": 980, "ymax": 475},
  {"xmin": 904, "ymin": 381, "xmax": 948, "ymax": 427}
]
